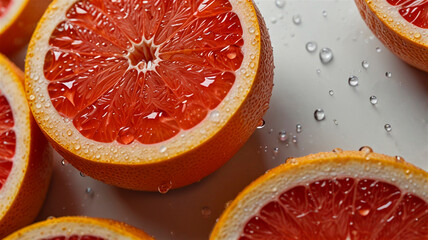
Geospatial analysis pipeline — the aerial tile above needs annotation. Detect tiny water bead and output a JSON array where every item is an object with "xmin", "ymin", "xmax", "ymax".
[
  {"xmin": 201, "ymin": 206, "xmax": 212, "ymax": 218},
  {"xmin": 322, "ymin": 10, "xmax": 327, "ymax": 17},
  {"xmin": 359, "ymin": 146, "xmax": 373, "ymax": 155},
  {"xmin": 305, "ymin": 41, "xmax": 318, "ymax": 53},
  {"xmin": 333, "ymin": 119, "xmax": 339, "ymax": 125},
  {"xmin": 273, "ymin": 147, "xmax": 279, "ymax": 156},
  {"xmin": 384, "ymin": 124, "xmax": 392, "ymax": 132},
  {"xmin": 370, "ymin": 96, "xmax": 378, "ymax": 105},
  {"xmin": 292, "ymin": 15, "xmax": 302, "ymax": 25},
  {"xmin": 385, "ymin": 72, "xmax": 392, "ymax": 78},
  {"xmin": 362, "ymin": 60, "xmax": 370, "ymax": 69},
  {"xmin": 292, "ymin": 135, "xmax": 298, "ymax": 143},
  {"xmin": 316, "ymin": 69, "xmax": 321, "ymax": 75},
  {"xmin": 160, "ymin": 146, "xmax": 167, "ymax": 153},
  {"xmin": 158, "ymin": 181, "xmax": 173, "ymax": 194},
  {"xmin": 61, "ymin": 159, "xmax": 68, "ymax": 166},
  {"xmin": 319, "ymin": 48, "xmax": 334, "ymax": 64},
  {"xmin": 257, "ymin": 119, "xmax": 266, "ymax": 129},
  {"xmin": 314, "ymin": 109, "xmax": 326, "ymax": 121},
  {"xmin": 296, "ymin": 124, "xmax": 302, "ymax": 133},
  {"xmin": 348, "ymin": 75, "xmax": 359, "ymax": 87},
  {"xmin": 275, "ymin": 0, "xmax": 285, "ymax": 8},
  {"xmin": 278, "ymin": 130, "xmax": 287, "ymax": 142},
  {"xmin": 376, "ymin": 47, "xmax": 382, "ymax": 53},
  {"xmin": 80, "ymin": 172, "xmax": 86, "ymax": 177},
  {"xmin": 329, "ymin": 90, "xmax": 334, "ymax": 96}
]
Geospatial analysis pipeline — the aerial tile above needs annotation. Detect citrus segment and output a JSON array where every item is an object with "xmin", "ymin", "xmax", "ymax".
[
  {"xmin": 0, "ymin": 53, "xmax": 51, "ymax": 238},
  {"xmin": 386, "ymin": 0, "xmax": 428, "ymax": 29},
  {"xmin": 4, "ymin": 216, "xmax": 154, "ymax": 240},
  {"xmin": 0, "ymin": 90, "xmax": 14, "ymax": 190},
  {"xmin": 211, "ymin": 151, "xmax": 428, "ymax": 240},
  {"xmin": 27, "ymin": 0, "xmax": 273, "ymax": 191},
  {"xmin": 44, "ymin": 0, "xmax": 244, "ymax": 145}
]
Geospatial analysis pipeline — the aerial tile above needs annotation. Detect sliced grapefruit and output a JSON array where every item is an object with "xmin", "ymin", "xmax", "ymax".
[
  {"xmin": 4, "ymin": 216, "xmax": 154, "ymax": 239},
  {"xmin": 355, "ymin": 0, "xmax": 428, "ymax": 72},
  {"xmin": 211, "ymin": 150, "xmax": 428, "ymax": 239},
  {"xmin": 25, "ymin": 0, "xmax": 274, "ymax": 191},
  {"xmin": 0, "ymin": 53, "xmax": 51, "ymax": 238},
  {"xmin": 0, "ymin": 0, "xmax": 51, "ymax": 54}
]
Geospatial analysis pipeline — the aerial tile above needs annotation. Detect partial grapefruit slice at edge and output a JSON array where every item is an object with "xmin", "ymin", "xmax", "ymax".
[
  {"xmin": 211, "ymin": 150, "xmax": 428, "ymax": 239},
  {"xmin": 26, "ymin": 0, "xmax": 274, "ymax": 191},
  {"xmin": 4, "ymin": 216, "xmax": 154, "ymax": 240},
  {"xmin": 0, "ymin": 53, "xmax": 52, "ymax": 238}
]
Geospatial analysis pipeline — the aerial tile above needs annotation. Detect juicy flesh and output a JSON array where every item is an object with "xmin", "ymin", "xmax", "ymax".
[
  {"xmin": 240, "ymin": 178, "xmax": 428, "ymax": 240},
  {"xmin": 0, "ymin": 89, "xmax": 14, "ymax": 191},
  {"xmin": 386, "ymin": 0, "xmax": 428, "ymax": 29},
  {"xmin": 44, "ymin": 0, "xmax": 244, "ymax": 145},
  {"xmin": 0, "ymin": 0, "xmax": 11, "ymax": 18},
  {"xmin": 43, "ymin": 236, "xmax": 105, "ymax": 240}
]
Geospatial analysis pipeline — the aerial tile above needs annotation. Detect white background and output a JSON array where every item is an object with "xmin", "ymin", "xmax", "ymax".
[{"xmin": 10, "ymin": 0, "xmax": 427, "ymax": 239}]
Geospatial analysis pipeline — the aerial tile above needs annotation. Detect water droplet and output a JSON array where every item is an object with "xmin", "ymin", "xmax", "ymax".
[
  {"xmin": 348, "ymin": 75, "xmax": 359, "ymax": 87},
  {"xmin": 257, "ymin": 119, "xmax": 266, "ymax": 129},
  {"xmin": 414, "ymin": 32, "xmax": 421, "ymax": 39},
  {"xmin": 384, "ymin": 124, "xmax": 392, "ymax": 132},
  {"xmin": 370, "ymin": 96, "xmax": 378, "ymax": 105},
  {"xmin": 85, "ymin": 187, "xmax": 93, "ymax": 194},
  {"xmin": 316, "ymin": 69, "xmax": 321, "ymax": 75},
  {"xmin": 395, "ymin": 156, "xmax": 405, "ymax": 163},
  {"xmin": 47, "ymin": 216, "xmax": 55, "ymax": 220},
  {"xmin": 278, "ymin": 130, "xmax": 287, "ymax": 142},
  {"xmin": 273, "ymin": 147, "xmax": 279, "ymax": 156},
  {"xmin": 296, "ymin": 124, "xmax": 302, "ymax": 133},
  {"xmin": 322, "ymin": 10, "xmax": 327, "ymax": 17},
  {"xmin": 36, "ymin": 103, "xmax": 42, "ymax": 109},
  {"xmin": 158, "ymin": 181, "xmax": 173, "ymax": 194},
  {"xmin": 225, "ymin": 200, "xmax": 233, "ymax": 209},
  {"xmin": 209, "ymin": 110, "xmax": 220, "ymax": 122},
  {"xmin": 66, "ymin": 130, "xmax": 73, "ymax": 136},
  {"xmin": 160, "ymin": 146, "xmax": 167, "ymax": 153},
  {"xmin": 74, "ymin": 145, "xmax": 81, "ymax": 151},
  {"xmin": 292, "ymin": 135, "xmax": 298, "ymax": 143},
  {"xmin": 329, "ymin": 90, "xmax": 334, "ymax": 96},
  {"xmin": 275, "ymin": 0, "xmax": 285, "ymax": 8},
  {"xmin": 376, "ymin": 47, "xmax": 382, "ymax": 53},
  {"xmin": 248, "ymin": 27, "xmax": 255, "ymax": 34},
  {"xmin": 305, "ymin": 41, "xmax": 318, "ymax": 53},
  {"xmin": 314, "ymin": 109, "xmax": 325, "ymax": 121},
  {"xmin": 292, "ymin": 15, "xmax": 302, "ymax": 25},
  {"xmin": 270, "ymin": 17, "xmax": 277, "ymax": 24},
  {"xmin": 61, "ymin": 159, "xmax": 68, "ymax": 166},
  {"xmin": 287, "ymin": 157, "xmax": 297, "ymax": 164},
  {"xmin": 332, "ymin": 148, "xmax": 343, "ymax": 153},
  {"xmin": 201, "ymin": 206, "xmax": 212, "ymax": 218},
  {"xmin": 80, "ymin": 172, "xmax": 86, "ymax": 177},
  {"xmin": 358, "ymin": 208, "xmax": 370, "ymax": 216},
  {"xmin": 333, "ymin": 119, "xmax": 339, "ymax": 125},
  {"xmin": 359, "ymin": 146, "xmax": 373, "ymax": 155},
  {"xmin": 29, "ymin": 95, "xmax": 35, "ymax": 101},
  {"xmin": 385, "ymin": 72, "xmax": 392, "ymax": 78},
  {"xmin": 319, "ymin": 48, "xmax": 333, "ymax": 64},
  {"xmin": 362, "ymin": 60, "xmax": 370, "ymax": 69}
]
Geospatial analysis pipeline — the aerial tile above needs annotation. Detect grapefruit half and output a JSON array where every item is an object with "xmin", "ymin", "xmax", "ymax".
[
  {"xmin": 211, "ymin": 150, "xmax": 428, "ymax": 239},
  {"xmin": 355, "ymin": 0, "xmax": 428, "ymax": 72},
  {"xmin": 0, "ymin": 0, "xmax": 51, "ymax": 54},
  {"xmin": 4, "ymin": 216, "xmax": 154, "ymax": 240},
  {"xmin": 0, "ymin": 53, "xmax": 51, "ymax": 238},
  {"xmin": 25, "ymin": 0, "xmax": 274, "ymax": 191}
]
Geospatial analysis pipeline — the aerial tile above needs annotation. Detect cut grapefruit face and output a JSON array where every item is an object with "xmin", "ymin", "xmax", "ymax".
[
  {"xmin": 355, "ymin": 0, "xmax": 428, "ymax": 72},
  {"xmin": 211, "ymin": 150, "xmax": 428, "ymax": 239},
  {"xmin": 4, "ymin": 216, "xmax": 154, "ymax": 240},
  {"xmin": 0, "ymin": 0, "xmax": 51, "ymax": 54},
  {"xmin": 0, "ymin": 53, "xmax": 51, "ymax": 238},
  {"xmin": 26, "ymin": 0, "xmax": 274, "ymax": 191}
]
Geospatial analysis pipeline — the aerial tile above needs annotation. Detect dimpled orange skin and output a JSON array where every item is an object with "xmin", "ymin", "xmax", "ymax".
[
  {"xmin": 0, "ymin": 0, "xmax": 51, "ymax": 54},
  {"xmin": 0, "ymin": 55, "xmax": 52, "ymax": 238},
  {"xmin": 30, "ymin": 1, "xmax": 274, "ymax": 191},
  {"xmin": 355, "ymin": 0, "xmax": 428, "ymax": 72},
  {"xmin": 210, "ymin": 151, "xmax": 428, "ymax": 239},
  {"xmin": 4, "ymin": 216, "xmax": 154, "ymax": 239}
]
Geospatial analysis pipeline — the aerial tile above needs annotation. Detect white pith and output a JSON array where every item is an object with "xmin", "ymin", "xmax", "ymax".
[
  {"xmin": 26, "ymin": 0, "xmax": 261, "ymax": 164},
  {"xmin": 213, "ymin": 153, "xmax": 428, "ymax": 239},
  {"xmin": 0, "ymin": 57, "xmax": 29, "ymax": 220},
  {"xmin": 368, "ymin": 0, "xmax": 428, "ymax": 44},
  {"xmin": 5, "ymin": 218, "xmax": 138, "ymax": 240},
  {"xmin": 0, "ymin": 0, "xmax": 26, "ymax": 33}
]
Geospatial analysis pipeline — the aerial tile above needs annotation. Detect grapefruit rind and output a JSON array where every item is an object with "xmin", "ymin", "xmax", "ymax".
[
  {"xmin": 26, "ymin": 0, "xmax": 264, "ymax": 164},
  {"xmin": 4, "ymin": 216, "xmax": 154, "ymax": 240},
  {"xmin": 210, "ymin": 151, "xmax": 428, "ymax": 239}
]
